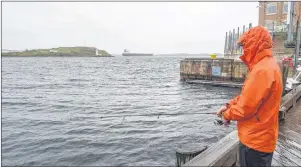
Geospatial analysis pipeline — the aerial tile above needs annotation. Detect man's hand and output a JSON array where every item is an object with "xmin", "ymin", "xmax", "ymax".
[
  {"xmin": 223, "ymin": 119, "xmax": 230, "ymax": 126},
  {"xmin": 216, "ymin": 105, "xmax": 227, "ymax": 118}
]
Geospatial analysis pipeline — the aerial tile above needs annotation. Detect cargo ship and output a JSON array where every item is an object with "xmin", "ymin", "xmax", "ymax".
[{"xmin": 122, "ymin": 49, "xmax": 153, "ymax": 56}]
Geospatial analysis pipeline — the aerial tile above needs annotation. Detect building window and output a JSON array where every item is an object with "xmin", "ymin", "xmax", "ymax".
[
  {"xmin": 283, "ymin": 2, "xmax": 288, "ymax": 13},
  {"xmin": 266, "ymin": 3, "xmax": 277, "ymax": 15},
  {"xmin": 265, "ymin": 20, "xmax": 274, "ymax": 31}
]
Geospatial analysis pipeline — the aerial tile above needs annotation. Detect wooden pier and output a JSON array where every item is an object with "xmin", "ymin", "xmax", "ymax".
[
  {"xmin": 180, "ymin": 84, "xmax": 301, "ymax": 167},
  {"xmin": 180, "ymin": 58, "xmax": 294, "ymax": 88}
]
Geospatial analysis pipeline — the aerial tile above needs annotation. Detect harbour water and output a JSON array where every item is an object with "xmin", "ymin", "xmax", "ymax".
[{"xmin": 2, "ymin": 56, "xmax": 239, "ymax": 166}]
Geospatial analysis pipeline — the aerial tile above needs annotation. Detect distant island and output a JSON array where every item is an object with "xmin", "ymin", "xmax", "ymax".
[{"xmin": 2, "ymin": 47, "xmax": 113, "ymax": 57}]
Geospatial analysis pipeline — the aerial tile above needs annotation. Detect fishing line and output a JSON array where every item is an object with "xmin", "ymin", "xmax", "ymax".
[
  {"xmin": 98, "ymin": 111, "xmax": 226, "ymax": 137},
  {"xmin": 100, "ymin": 112, "xmax": 218, "ymax": 136},
  {"xmin": 99, "ymin": 112, "xmax": 217, "ymax": 120}
]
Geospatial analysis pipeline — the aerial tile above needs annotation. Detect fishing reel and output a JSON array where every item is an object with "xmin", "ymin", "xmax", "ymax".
[{"xmin": 214, "ymin": 119, "xmax": 231, "ymax": 126}]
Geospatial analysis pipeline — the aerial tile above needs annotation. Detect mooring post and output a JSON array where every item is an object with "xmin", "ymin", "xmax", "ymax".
[
  {"xmin": 175, "ymin": 144, "xmax": 207, "ymax": 167},
  {"xmin": 229, "ymin": 31, "xmax": 232, "ymax": 58},
  {"xmin": 237, "ymin": 27, "xmax": 240, "ymax": 55},
  {"xmin": 241, "ymin": 25, "xmax": 245, "ymax": 54},
  {"xmin": 224, "ymin": 32, "xmax": 228, "ymax": 58},
  {"xmin": 232, "ymin": 29, "xmax": 235, "ymax": 58},
  {"xmin": 282, "ymin": 60, "xmax": 290, "ymax": 96}
]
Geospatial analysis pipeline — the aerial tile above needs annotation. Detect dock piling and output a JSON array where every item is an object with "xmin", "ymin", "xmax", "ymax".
[{"xmin": 176, "ymin": 145, "xmax": 207, "ymax": 167}]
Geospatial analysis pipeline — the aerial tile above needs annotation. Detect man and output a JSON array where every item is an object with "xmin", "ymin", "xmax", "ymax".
[{"xmin": 216, "ymin": 26, "xmax": 283, "ymax": 167}]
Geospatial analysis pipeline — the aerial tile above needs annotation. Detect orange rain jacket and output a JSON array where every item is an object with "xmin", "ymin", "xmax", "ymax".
[{"xmin": 223, "ymin": 26, "xmax": 283, "ymax": 153}]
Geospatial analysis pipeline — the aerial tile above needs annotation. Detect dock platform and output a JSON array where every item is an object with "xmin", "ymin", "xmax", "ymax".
[
  {"xmin": 180, "ymin": 58, "xmax": 294, "ymax": 88},
  {"xmin": 274, "ymin": 100, "xmax": 301, "ymax": 166}
]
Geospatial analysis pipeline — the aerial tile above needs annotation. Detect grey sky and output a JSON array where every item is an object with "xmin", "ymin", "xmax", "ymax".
[{"xmin": 2, "ymin": 2, "xmax": 259, "ymax": 54}]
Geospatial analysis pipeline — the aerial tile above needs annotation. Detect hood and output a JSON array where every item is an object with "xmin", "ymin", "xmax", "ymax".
[{"xmin": 237, "ymin": 26, "xmax": 273, "ymax": 70}]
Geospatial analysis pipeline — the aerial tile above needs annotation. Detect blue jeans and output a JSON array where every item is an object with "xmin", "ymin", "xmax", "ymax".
[{"xmin": 239, "ymin": 142, "xmax": 273, "ymax": 167}]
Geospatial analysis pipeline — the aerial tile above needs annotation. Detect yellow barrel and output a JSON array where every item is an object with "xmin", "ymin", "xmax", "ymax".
[{"xmin": 210, "ymin": 53, "xmax": 217, "ymax": 59}]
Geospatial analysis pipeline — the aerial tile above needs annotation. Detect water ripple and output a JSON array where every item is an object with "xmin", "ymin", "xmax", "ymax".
[{"xmin": 2, "ymin": 56, "xmax": 240, "ymax": 166}]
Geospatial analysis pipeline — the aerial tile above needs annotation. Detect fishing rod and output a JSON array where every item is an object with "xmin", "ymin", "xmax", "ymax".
[
  {"xmin": 99, "ymin": 112, "xmax": 230, "ymax": 126},
  {"xmin": 100, "ymin": 112, "xmax": 217, "ymax": 120},
  {"xmin": 96, "ymin": 112, "xmax": 229, "ymax": 136}
]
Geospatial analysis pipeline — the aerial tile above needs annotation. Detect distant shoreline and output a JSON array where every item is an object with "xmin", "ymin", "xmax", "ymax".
[
  {"xmin": 2, "ymin": 46, "xmax": 113, "ymax": 57},
  {"xmin": 2, "ymin": 55, "xmax": 114, "ymax": 57}
]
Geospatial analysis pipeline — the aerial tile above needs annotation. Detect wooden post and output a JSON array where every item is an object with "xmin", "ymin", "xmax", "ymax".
[
  {"xmin": 183, "ymin": 131, "xmax": 239, "ymax": 167},
  {"xmin": 279, "ymin": 106, "xmax": 287, "ymax": 121},
  {"xmin": 224, "ymin": 32, "xmax": 228, "ymax": 57},
  {"xmin": 243, "ymin": 25, "xmax": 245, "ymax": 33},
  {"xmin": 241, "ymin": 25, "xmax": 246, "ymax": 54},
  {"xmin": 237, "ymin": 27, "xmax": 240, "ymax": 40},
  {"xmin": 294, "ymin": 20, "xmax": 301, "ymax": 74},
  {"xmin": 233, "ymin": 29, "xmax": 235, "ymax": 58},
  {"xmin": 287, "ymin": 1, "xmax": 294, "ymax": 42},
  {"xmin": 229, "ymin": 31, "xmax": 232, "ymax": 58},
  {"xmin": 229, "ymin": 31, "xmax": 232, "ymax": 56},
  {"xmin": 237, "ymin": 27, "xmax": 240, "ymax": 54},
  {"xmin": 227, "ymin": 32, "xmax": 230, "ymax": 56},
  {"xmin": 282, "ymin": 60, "xmax": 290, "ymax": 96}
]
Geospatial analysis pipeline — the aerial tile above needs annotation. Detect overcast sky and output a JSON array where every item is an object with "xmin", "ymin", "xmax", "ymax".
[{"xmin": 2, "ymin": 2, "xmax": 259, "ymax": 54}]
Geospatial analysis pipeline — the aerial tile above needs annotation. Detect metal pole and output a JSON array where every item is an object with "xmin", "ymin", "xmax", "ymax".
[
  {"xmin": 295, "ymin": 21, "xmax": 301, "ymax": 70},
  {"xmin": 228, "ymin": 31, "xmax": 232, "ymax": 56},
  {"xmin": 237, "ymin": 27, "xmax": 240, "ymax": 54},
  {"xmin": 233, "ymin": 29, "xmax": 235, "ymax": 58},
  {"xmin": 287, "ymin": 1, "xmax": 294, "ymax": 41},
  {"xmin": 272, "ymin": 21, "xmax": 275, "ymax": 42},
  {"xmin": 242, "ymin": 25, "xmax": 246, "ymax": 54},
  {"xmin": 224, "ymin": 32, "xmax": 228, "ymax": 57}
]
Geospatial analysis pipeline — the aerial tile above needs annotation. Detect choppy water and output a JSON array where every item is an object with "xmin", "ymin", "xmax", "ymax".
[{"xmin": 2, "ymin": 56, "xmax": 240, "ymax": 166}]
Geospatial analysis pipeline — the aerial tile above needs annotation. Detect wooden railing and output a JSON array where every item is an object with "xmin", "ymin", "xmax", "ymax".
[{"xmin": 183, "ymin": 130, "xmax": 239, "ymax": 167}]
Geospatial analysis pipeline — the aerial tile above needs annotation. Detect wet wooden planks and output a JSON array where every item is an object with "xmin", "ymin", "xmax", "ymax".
[
  {"xmin": 272, "ymin": 157, "xmax": 284, "ymax": 167},
  {"xmin": 272, "ymin": 150, "xmax": 298, "ymax": 166},
  {"xmin": 273, "ymin": 100, "xmax": 301, "ymax": 167},
  {"xmin": 277, "ymin": 133, "xmax": 301, "ymax": 160},
  {"xmin": 273, "ymin": 132, "xmax": 301, "ymax": 166},
  {"xmin": 279, "ymin": 99, "xmax": 301, "ymax": 133}
]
